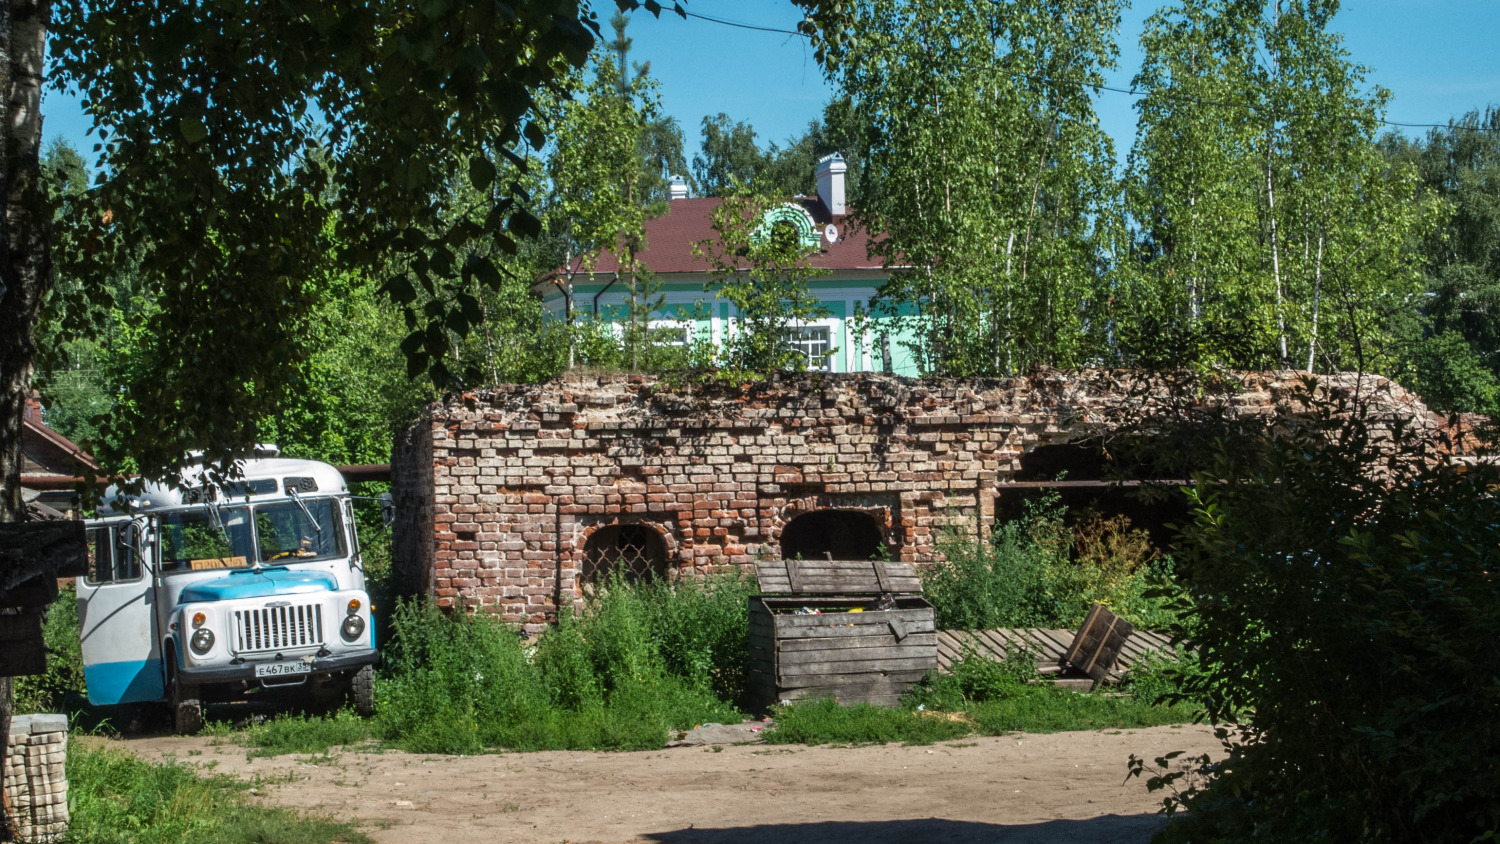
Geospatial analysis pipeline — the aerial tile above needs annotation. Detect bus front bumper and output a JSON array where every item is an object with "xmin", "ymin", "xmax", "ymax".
[{"xmin": 178, "ymin": 649, "xmax": 380, "ymax": 686}]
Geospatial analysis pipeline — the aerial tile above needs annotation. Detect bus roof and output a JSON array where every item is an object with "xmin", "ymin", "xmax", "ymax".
[{"xmin": 98, "ymin": 456, "xmax": 349, "ymax": 515}]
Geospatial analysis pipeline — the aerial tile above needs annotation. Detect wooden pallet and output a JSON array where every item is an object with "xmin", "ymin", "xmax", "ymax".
[{"xmin": 936, "ymin": 626, "xmax": 1176, "ymax": 685}]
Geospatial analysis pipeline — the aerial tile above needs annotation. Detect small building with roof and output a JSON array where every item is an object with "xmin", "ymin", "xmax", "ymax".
[
  {"xmin": 18, "ymin": 393, "xmax": 99, "ymax": 520},
  {"xmin": 533, "ymin": 153, "xmax": 923, "ymax": 375}
]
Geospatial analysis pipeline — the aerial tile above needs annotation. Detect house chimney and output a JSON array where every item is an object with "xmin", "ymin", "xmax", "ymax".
[
  {"xmin": 668, "ymin": 174, "xmax": 689, "ymax": 201},
  {"xmin": 24, "ymin": 390, "xmax": 42, "ymax": 425},
  {"xmin": 815, "ymin": 153, "xmax": 847, "ymax": 216}
]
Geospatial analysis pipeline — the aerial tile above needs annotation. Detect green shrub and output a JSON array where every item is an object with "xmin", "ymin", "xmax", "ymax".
[
  {"xmin": 14, "ymin": 582, "xmax": 88, "ymax": 715},
  {"xmin": 371, "ymin": 575, "xmax": 748, "ymax": 754},
  {"xmin": 1139, "ymin": 389, "xmax": 1500, "ymax": 842},
  {"xmin": 67, "ymin": 741, "xmax": 367, "ymax": 844},
  {"xmin": 924, "ymin": 496, "xmax": 1184, "ymax": 631}
]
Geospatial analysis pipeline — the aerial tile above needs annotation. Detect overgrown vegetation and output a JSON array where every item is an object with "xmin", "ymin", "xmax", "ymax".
[
  {"xmin": 923, "ymin": 495, "xmax": 1182, "ymax": 631},
  {"xmin": 1133, "ymin": 389, "xmax": 1500, "ymax": 843},
  {"xmin": 14, "ymin": 583, "xmax": 86, "ymax": 716},
  {"xmin": 67, "ymin": 741, "xmax": 368, "ymax": 844},
  {"xmin": 766, "ymin": 650, "xmax": 1197, "ymax": 746},
  {"xmin": 370, "ymin": 573, "xmax": 752, "ymax": 754}
]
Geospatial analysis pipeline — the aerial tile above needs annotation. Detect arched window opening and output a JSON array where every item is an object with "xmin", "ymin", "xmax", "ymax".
[
  {"xmin": 780, "ymin": 510, "xmax": 886, "ymax": 561},
  {"xmin": 581, "ymin": 524, "xmax": 668, "ymax": 586}
]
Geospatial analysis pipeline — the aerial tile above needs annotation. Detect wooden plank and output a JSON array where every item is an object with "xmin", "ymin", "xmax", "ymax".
[
  {"xmin": 760, "ymin": 561, "xmax": 920, "ymax": 577},
  {"xmin": 1062, "ymin": 604, "xmax": 1136, "ymax": 682},
  {"xmin": 755, "ymin": 559, "xmax": 924, "ymax": 595},
  {"xmin": 777, "ymin": 668, "xmax": 932, "ymax": 689},
  {"xmin": 1064, "ymin": 604, "xmax": 1106, "ymax": 665},
  {"xmin": 776, "ymin": 633, "xmax": 937, "ymax": 653},
  {"xmin": 765, "ymin": 620, "xmax": 938, "ymax": 640},
  {"xmin": 778, "ymin": 644, "xmax": 937, "ymax": 665},
  {"xmin": 778, "ymin": 656, "xmax": 937, "ymax": 677},
  {"xmin": 771, "ymin": 608, "xmax": 933, "ymax": 630},
  {"xmin": 756, "ymin": 580, "xmax": 924, "ymax": 596}
]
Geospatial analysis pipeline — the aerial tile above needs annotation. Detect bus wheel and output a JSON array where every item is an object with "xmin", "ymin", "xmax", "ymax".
[
  {"xmin": 171, "ymin": 675, "xmax": 203, "ymax": 735},
  {"xmin": 350, "ymin": 665, "xmax": 374, "ymax": 717}
]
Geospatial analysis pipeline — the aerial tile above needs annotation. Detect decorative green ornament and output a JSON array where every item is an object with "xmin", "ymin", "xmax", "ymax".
[{"xmin": 752, "ymin": 203, "xmax": 822, "ymax": 250}]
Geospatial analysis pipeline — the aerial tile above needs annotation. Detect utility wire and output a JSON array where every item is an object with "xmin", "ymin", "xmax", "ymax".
[{"xmin": 680, "ymin": 11, "xmax": 1498, "ymax": 135}]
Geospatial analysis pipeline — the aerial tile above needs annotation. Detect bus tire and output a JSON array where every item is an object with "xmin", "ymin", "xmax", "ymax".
[
  {"xmin": 350, "ymin": 665, "xmax": 374, "ymax": 717},
  {"xmin": 171, "ymin": 676, "xmax": 204, "ymax": 735}
]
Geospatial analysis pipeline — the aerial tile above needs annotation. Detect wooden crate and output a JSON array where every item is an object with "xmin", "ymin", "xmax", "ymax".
[{"xmin": 748, "ymin": 560, "xmax": 936, "ymax": 710}]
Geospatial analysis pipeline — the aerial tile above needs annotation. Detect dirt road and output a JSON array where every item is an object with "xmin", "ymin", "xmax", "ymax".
[{"xmin": 120, "ymin": 724, "xmax": 1219, "ymax": 844}]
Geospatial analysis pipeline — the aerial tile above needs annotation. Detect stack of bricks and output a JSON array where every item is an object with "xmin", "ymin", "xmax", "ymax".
[
  {"xmin": 2, "ymin": 714, "xmax": 68, "ymax": 843},
  {"xmin": 392, "ymin": 370, "xmax": 1449, "ymax": 631}
]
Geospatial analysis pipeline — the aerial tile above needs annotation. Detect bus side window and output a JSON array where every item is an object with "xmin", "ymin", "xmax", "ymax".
[
  {"xmin": 86, "ymin": 526, "xmax": 115, "ymax": 584},
  {"xmin": 117, "ymin": 524, "xmax": 142, "ymax": 580},
  {"xmin": 87, "ymin": 525, "xmax": 143, "ymax": 584}
]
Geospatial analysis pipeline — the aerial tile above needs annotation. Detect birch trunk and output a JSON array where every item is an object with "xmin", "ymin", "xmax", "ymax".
[
  {"xmin": 1306, "ymin": 230, "xmax": 1324, "ymax": 372},
  {"xmin": 0, "ymin": 1, "xmax": 53, "ymax": 839}
]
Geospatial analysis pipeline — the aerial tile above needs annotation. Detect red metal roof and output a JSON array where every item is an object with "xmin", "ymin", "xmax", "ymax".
[{"xmin": 563, "ymin": 197, "xmax": 889, "ymax": 277}]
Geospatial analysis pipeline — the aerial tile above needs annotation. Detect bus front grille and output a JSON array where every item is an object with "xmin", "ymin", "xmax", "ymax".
[{"xmin": 233, "ymin": 604, "xmax": 324, "ymax": 653}]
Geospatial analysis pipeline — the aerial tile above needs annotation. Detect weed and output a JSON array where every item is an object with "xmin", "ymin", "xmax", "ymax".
[
  {"xmin": 66, "ymin": 741, "xmax": 369, "ymax": 844},
  {"xmin": 763, "ymin": 698, "xmax": 972, "ymax": 746},
  {"xmin": 226, "ymin": 709, "xmax": 374, "ymax": 758},
  {"xmin": 370, "ymin": 576, "xmax": 749, "ymax": 754}
]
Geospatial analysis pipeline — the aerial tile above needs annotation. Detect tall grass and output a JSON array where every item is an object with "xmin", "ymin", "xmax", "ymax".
[
  {"xmin": 923, "ymin": 496, "xmax": 1184, "ymax": 630},
  {"xmin": 67, "ymin": 741, "xmax": 368, "ymax": 844},
  {"xmin": 15, "ymin": 582, "xmax": 88, "ymax": 715},
  {"xmin": 765, "ymin": 651, "xmax": 1197, "ymax": 746},
  {"xmin": 371, "ymin": 572, "xmax": 753, "ymax": 754}
]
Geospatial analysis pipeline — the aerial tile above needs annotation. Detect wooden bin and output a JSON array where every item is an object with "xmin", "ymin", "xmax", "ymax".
[{"xmin": 747, "ymin": 559, "xmax": 936, "ymax": 710}]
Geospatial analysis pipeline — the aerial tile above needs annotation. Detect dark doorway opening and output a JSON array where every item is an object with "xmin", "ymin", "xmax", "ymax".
[
  {"xmin": 780, "ymin": 510, "xmax": 886, "ymax": 561},
  {"xmin": 582, "ymin": 524, "xmax": 668, "ymax": 586}
]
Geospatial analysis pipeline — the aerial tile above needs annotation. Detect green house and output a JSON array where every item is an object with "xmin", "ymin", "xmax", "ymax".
[{"xmin": 533, "ymin": 154, "xmax": 923, "ymax": 375}]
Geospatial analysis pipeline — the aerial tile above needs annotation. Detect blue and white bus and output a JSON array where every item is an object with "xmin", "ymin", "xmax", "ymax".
[{"xmin": 78, "ymin": 447, "xmax": 379, "ymax": 733}]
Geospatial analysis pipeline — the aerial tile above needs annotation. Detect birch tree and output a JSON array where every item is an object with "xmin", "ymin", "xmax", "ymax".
[
  {"xmin": 829, "ymin": 0, "xmax": 1123, "ymax": 376},
  {"xmin": 1123, "ymin": 0, "xmax": 1436, "ymax": 372}
]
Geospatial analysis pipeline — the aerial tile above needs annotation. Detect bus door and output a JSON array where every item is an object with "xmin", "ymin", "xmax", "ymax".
[{"xmin": 78, "ymin": 517, "xmax": 165, "ymax": 705}]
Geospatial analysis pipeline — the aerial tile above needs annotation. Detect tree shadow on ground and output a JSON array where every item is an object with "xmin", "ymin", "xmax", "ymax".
[{"xmin": 641, "ymin": 814, "xmax": 1166, "ymax": 844}]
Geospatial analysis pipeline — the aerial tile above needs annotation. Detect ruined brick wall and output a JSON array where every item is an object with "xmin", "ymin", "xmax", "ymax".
[{"xmin": 392, "ymin": 370, "xmax": 1439, "ymax": 630}]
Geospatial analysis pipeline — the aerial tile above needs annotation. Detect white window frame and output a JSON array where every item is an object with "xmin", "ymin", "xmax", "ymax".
[{"xmin": 784, "ymin": 320, "xmax": 839, "ymax": 373}]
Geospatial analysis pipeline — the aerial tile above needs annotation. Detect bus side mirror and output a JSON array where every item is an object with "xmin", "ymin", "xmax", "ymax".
[{"xmin": 378, "ymin": 493, "xmax": 395, "ymax": 529}]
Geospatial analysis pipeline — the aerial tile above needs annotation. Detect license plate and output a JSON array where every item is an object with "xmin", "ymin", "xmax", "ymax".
[{"xmin": 255, "ymin": 662, "xmax": 311, "ymax": 678}]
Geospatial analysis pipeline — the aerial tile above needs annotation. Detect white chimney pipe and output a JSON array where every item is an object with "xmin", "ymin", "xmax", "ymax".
[
  {"xmin": 815, "ymin": 153, "xmax": 847, "ymax": 216},
  {"xmin": 668, "ymin": 174, "xmax": 689, "ymax": 201}
]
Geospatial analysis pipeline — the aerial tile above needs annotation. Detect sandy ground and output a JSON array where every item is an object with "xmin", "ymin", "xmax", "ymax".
[{"xmin": 116, "ymin": 723, "xmax": 1220, "ymax": 844}]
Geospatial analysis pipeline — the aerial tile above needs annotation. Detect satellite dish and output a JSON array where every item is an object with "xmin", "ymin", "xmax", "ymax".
[{"xmin": 824, "ymin": 224, "xmax": 839, "ymax": 244}]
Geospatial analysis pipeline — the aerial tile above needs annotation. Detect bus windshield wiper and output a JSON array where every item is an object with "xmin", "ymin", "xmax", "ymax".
[{"xmin": 288, "ymin": 487, "xmax": 323, "ymax": 537}]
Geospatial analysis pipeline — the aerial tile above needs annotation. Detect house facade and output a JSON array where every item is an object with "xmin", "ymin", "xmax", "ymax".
[{"xmin": 533, "ymin": 154, "xmax": 925, "ymax": 376}]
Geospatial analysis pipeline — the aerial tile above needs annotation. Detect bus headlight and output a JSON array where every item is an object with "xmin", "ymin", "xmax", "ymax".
[
  {"xmin": 190, "ymin": 628, "xmax": 215, "ymax": 655},
  {"xmin": 340, "ymin": 614, "xmax": 365, "ymax": 642}
]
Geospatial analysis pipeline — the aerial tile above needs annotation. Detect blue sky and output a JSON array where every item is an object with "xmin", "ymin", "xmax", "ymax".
[{"xmin": 41, "ymin": 0, "xmax": 1500, "ymax": 168}]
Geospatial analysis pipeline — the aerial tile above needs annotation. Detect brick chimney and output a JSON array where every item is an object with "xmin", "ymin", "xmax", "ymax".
[
  {"xmin": 815, "ymin": 153, "xmax": 847, "ymax": 217},
  {"xmin": 24, "ymin": 390, "xmax": 42, "ymax": 425}
]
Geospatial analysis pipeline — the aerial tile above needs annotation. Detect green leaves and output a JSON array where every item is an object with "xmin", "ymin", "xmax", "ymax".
[
  {"xmin": 833, "ymin": 0, "xmax": 1122, "ymax": 376},
  {"xmin": 468, "ymin": 156, "xmax": 496, "ymax": 192},
  {"xmin": 177, "ymin": 118, "xmax": 208, "ymax": 144}
]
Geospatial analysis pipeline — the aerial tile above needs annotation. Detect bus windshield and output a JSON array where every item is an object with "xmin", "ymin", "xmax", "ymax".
[
  {"xmin": 254, "ymin": 499, "xmax": 345, "ymax": 562},
  {"xmin": 159, "ymin": 507, "xmax": 256, "ymax": 572},
  {"xmin": 159, "ymin": 498, "xmax": 346, "ymax": 573}
]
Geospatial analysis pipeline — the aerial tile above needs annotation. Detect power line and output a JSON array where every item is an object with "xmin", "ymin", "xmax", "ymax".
[
  {"xmin": 679, "ymin": 11, "xmax": 1497, "ymax": 135},
  {"xmin": 683, "ymin": 11, "xmax": 805, "ymax": 36}
]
